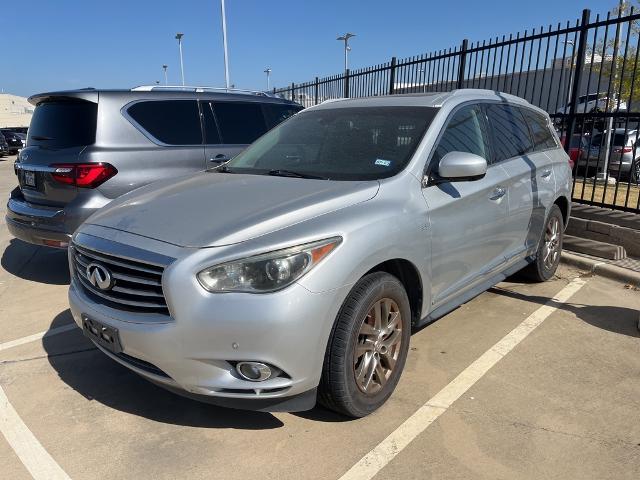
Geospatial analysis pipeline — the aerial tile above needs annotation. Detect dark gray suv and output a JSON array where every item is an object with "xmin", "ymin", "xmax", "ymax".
[{"xmin": 6, "ymin": 86, "xmax": 301, "ymax": 247}]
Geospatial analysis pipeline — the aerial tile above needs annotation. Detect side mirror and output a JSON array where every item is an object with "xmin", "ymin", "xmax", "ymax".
[{"xmin": 436, "ymin": 151, "xmax": 488, "ymax": 181}]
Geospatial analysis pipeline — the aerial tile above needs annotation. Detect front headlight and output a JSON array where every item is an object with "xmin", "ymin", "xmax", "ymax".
[{"xmin": 197, "ymin": 237, "xmax": 342, "ymax": 293}]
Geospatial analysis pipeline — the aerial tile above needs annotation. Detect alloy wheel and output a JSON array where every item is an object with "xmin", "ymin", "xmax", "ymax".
[
  {"xmin": 353, "ymin": 298, "xmax": 403, "ymax": 395},
  {"xmin": 542, "ymin": 216, "xmax": 560, "ymax": 270}
]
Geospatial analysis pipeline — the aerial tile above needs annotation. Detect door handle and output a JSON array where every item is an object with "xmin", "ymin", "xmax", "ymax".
[
  {"xmin": 489, "ymin": 186, "xmax": 506, "ymax": 200},
  {"xmin": 540, "ymin": 169, "xmax": 552, "ymax": 178},
  {"xmin": 209, "ymin": 154, "xmax": 230, "ymax": 164}
]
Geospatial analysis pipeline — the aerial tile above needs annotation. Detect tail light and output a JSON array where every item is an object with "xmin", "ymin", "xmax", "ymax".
[
  {"xmin": 613, "ymin": 147, "xmax": 632, "ymax": 154},
  {"xmin": 50, "ymin": 163, "xmax": 117, "ymax": 188}
]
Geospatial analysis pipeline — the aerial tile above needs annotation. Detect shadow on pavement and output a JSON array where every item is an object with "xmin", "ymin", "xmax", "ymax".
[
  {"xmin": 1, "ymin": 239, "xmax": 70, "ymax": 285},
  {"xmin": 44, "ymin": 310, "xmax": 285, "ymax": 430},
  {"xmin": 489, "ymin": 286, "xmax": 640, "ymax": 338}
]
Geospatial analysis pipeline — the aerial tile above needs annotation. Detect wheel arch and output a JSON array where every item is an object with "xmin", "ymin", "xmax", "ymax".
[
  {"xmin": 365, "ymin": 258, "xmax": 423, "ymax": 326},
  {"xmin": 553, "ymin": 195, "xmax": 569, "ymax": 228}
]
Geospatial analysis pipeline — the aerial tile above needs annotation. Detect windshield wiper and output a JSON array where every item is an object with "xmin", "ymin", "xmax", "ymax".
[
  {"xmin": 214, "ymin": 164, "xmax": 235, "ymax": 173},
  {"xmin": 268, "ymin": 169, "xmax": 327, "ymax": 180}
]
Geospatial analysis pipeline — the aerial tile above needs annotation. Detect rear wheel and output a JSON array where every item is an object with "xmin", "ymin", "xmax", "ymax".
[
  {"xmin": 523, "ymin": 204, "xmax": 564, "ymax": 282},
  {"xmin": 318, "ymin": 272, "xmax": 411, "ymax": 418},
  {"xmin": 631, "ymin": 160, "xmax": 640, "ymax": 184}
]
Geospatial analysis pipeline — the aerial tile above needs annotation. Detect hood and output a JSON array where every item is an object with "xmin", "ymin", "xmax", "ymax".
[{"xmin": 87, "ymin": 172, "xmax": 379, "ymax": 247}]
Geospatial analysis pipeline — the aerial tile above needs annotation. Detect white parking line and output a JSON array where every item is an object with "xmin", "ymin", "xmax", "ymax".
[
  {"xmin": 0, "ymin": 385, "xmax": 71, "ymax": 479},
  {"xmin": 0, "ymin": 324, "xmax": 78, "ymax": 353},
  {"xmin": 339, "ymin": 278, "xmax": 587, "ymax": 480},
  {"xmin": 0, "ymin": 323, "xmax": 78, "ymax": 479}
]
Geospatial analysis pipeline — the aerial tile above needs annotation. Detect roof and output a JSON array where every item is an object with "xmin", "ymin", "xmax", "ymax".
[
  {"xmin": 308, "ymin": 89, "xmax": 540, "ymax": 113},
  {"xmin": 28, "ymin": 87, "xmax": 299, "ymax": 107}
]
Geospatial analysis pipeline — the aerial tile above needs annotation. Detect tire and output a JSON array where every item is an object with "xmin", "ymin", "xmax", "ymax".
[
  {"xmin": 523, "ymin": 204, "xmax": 564, "ymax": 282},
  {"xmin": 318, "ymin": 272, "xmax": 411, "ymax": 418},
  {"xmin": 631, "ymin": 161, "xmax": 640, "ymax": 184}
]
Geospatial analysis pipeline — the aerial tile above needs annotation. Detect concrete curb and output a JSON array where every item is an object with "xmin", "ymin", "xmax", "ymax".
[{"xmin": 560, "ymin": 251, "xmax": 640, "ymax": 287}]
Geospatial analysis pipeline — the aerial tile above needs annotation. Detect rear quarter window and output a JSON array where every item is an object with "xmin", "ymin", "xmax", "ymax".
[
  {"xmin": 522, "ymin": 109, "xmax": 558, "ymax": 151},
  {"xmin": 28, "ymin": 101, "xmax": 97, "ymax": 149},
  {"xmin": 127, "ymin": 100, "xmax": 202, "ymax": 145},
  {"xmin": 263, "ymin": 104, "xmax": 303, "ymax": 129}
]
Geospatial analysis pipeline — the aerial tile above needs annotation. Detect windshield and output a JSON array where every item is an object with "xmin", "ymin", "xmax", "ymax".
[{"xmin": 225, "ymin": 106, "xmax": 437, "ymax": 180}]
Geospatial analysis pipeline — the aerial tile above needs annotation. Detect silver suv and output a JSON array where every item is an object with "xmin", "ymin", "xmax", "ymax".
[
  {"xmin": 6, "ymin": 86, "xmax": 301, "ymax": 248},
  {"xmin": 68, "ymin": 89, "xmax": 571, "ymax": 417}
]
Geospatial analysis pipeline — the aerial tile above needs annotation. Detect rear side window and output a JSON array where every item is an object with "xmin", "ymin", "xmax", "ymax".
[
  {"xmin": 127, "ymin": 100, "xmax": 202, "ymax": 145},
  {"xmin": 590, "ymin": 133, "xmax": 626, "ymax": 147},
  {"xmin": 263, "ymin": 104, "xmax": 302, "ymax": 129},
  {"xmin": 431, "ymin": 104, "xmax": 490, "ymax": 165},
  {"xmin": 486, "ymin": 104, "xmax": 533, "ymax": 162},
  {"xmin": 213, "ymin": 101, "xmax": 267, "ymax": 144},
  {"xmin": 28, "ymin": 101, "xmax": 97, "ymax": 149},
  {"xmin": 522, "ymin": 109, "xmax": 558, "ymax": 151}
]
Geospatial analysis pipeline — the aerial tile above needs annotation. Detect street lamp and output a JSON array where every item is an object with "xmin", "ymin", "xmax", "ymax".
[
  {"xmin": 162, "ymin": 64, "xmax": 168, "ymax": 85},
  {"xmin": 264, "ymin": 67, "xmax": 272, "ymax": 90},
  {"xmin": 220, "ymin": 0, "xmax": 230, "ymax": 90},
  {"xmin": 562, "ymin": 40, "xmax": 575, "ymax": 104},
  {"xmin": 336, "ymin": 33, "xmax": 355, "ymax": 73},
  {"xmin": 175, "ymin": 33, "xmax": 185, "ymax": 86}
]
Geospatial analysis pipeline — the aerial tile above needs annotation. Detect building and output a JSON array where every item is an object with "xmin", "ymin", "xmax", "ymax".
[{"xmin": 0, "ymin": 93, "xmax": 33, "ymax": 128}]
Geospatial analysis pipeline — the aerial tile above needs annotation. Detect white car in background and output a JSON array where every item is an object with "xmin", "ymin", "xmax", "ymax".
[{"xmin": 557, "ymin": 92, "xmax": 627, "ymax": 114}]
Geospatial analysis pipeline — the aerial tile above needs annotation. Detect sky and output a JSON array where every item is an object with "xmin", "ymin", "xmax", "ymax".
[{"xmin": 0, "ymin": 0, "xmax": 624, "ymax": 98}]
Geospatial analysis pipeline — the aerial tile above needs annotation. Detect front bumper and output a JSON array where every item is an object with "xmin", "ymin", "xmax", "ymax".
[{"xmin": 68, "ymin": 256, "xmax": 350, "ymax": 412}]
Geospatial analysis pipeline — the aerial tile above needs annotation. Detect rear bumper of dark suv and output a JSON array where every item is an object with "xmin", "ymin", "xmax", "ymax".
[{"xmin": 6, "ymin": 187, "xmax": 107, "ymax": 248}]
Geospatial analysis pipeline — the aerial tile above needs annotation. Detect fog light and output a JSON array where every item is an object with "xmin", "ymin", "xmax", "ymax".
[{"xmin": 236, "ymin": 362, "xmax": 272, "ymax": 382}]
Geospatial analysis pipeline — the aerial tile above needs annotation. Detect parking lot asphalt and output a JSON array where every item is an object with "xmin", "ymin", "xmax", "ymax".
[{"xmin": 0, "ymin": 154, "xmax": 639, "ymax": 480}]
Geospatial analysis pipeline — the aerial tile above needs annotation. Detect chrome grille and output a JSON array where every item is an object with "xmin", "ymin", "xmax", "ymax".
[{"xmin": 72, "ymin": 243, "xmax": 169, "ymax": 314}]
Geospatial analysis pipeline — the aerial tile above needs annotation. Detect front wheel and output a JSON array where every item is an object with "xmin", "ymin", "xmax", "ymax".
[
  {"xmin": 318, "ymin": 272, "xmax": 411, "ymax": 418},
  {"xmin": 523, "ymin": 204, "xmax": 564, "ymax": 282}
]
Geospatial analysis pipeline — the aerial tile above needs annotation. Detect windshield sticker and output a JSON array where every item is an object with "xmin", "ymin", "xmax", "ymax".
[{"xmin": 374, "ymin": 159, "xmax": 392, "ymax": 167}]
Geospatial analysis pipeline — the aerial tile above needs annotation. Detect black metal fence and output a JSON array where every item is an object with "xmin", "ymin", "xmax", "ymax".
[{"xmin": 274, "ymin": 8, "xmax": 640, "ymax": 214}]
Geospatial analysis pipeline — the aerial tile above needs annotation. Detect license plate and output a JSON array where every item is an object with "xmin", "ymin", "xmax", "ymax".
[
  {"xmin": 82, "ymin": 315, "xmax": 123, "ymax": 354},
  {"xmin": 23, "ymin": 170, "xmax": 36, "ymax": 187}
]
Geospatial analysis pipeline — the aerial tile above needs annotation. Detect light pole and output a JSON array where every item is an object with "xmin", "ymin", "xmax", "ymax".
[
  {"xmin": 220, "ymin": 0, "xmax": 230, "ymax": 90},
  {"xmin": 601, "ymin": 0, "xmax": 625, "ymax": 181},
  {"xmin": 162, "ymin": 64, "xmax": 168, "ymax": 85},
  {"xmin": 175, "ymin": 33, "xmax": 185, "ymax": 86},
  {"xmin": 336, "ymin": 33, "xmax": 355, "ymax": 73},
  {"xmin": 264, "ymin": 68, "xmax": 272, "ymax": 90},
  {"xmin": 562, "ymin": 40, "xmax": 575, "ymax": 107}
]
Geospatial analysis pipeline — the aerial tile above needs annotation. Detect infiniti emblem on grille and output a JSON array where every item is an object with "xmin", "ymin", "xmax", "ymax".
[{"xmin": 86, "ymin": 262, "xmax": 114, "ymax": 290}]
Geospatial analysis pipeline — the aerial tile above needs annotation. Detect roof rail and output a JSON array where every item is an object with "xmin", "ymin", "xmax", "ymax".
[{"xmin": 130, "ymin": 85, "xmax": 270, "ymax": 96}]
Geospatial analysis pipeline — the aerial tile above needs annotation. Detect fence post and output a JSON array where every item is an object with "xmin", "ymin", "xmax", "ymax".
[
  {"xmin": 566, "ymin": 8, "xmax": 590, "ymax": 152},
  {"xmin": 291, "ymin": 82, "xmax": 295, "ymax": 102},
  {"xmin": 314, "ymin": 77, "xmax": 319, "ymax": 105},
  {"xmin": 388, "ymin": 57, "xmax": 397, "ymax": 95},
  {"xmin": 457, "ymin": 39, "xmax": 469, "ymax": 89},
  {"xmin": 344, "ymin": 69, "xmax": 350, "ymax": 98}
]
